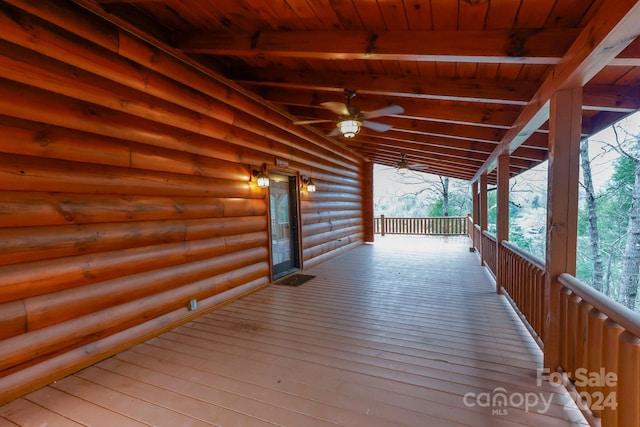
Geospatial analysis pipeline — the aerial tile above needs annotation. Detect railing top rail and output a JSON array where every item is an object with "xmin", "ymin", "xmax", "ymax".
[
  {"xmin": 481, "ymin": 230, "xmax": 497, "ymax": 241},
  {"xmin": 375, "ymin": 216, "xmax": 467, "ymax": 219},
  {"xmin": 501, "ymin": 240, "xmax": 545, "ymax": 271},
  {"xmin": 559, "ymin": 273, "xmax": 640, "ymax": 338}
]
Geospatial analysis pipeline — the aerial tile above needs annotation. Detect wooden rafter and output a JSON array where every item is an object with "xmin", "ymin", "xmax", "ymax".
[
  {"xmin": 176, "ymin": 29, "xmax": 580, "ymax": 64},
  {"xmin": 235, "ymin": 70, "xmax": 538, "ymax": 105},
  {"xmin": 60, "ymin": 0, "xmax": 640, "ymax": 182},
  {"xmin": 269, "ymin": 90, "xmax": 520, "ymax": 129}
]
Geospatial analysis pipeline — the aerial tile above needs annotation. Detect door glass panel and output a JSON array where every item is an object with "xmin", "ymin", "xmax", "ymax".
[{"xmin": 270, "ymin": 173, "xmax": 300, "ymax": 279}]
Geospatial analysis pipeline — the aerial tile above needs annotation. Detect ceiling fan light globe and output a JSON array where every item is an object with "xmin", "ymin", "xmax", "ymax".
[
  {"xmin": 396, "ymin": 157, "xmax": 410, "ymax": 175},
  {"xmin": 337, "ymin": 119, "xmax": 361, "ymax": 138}
]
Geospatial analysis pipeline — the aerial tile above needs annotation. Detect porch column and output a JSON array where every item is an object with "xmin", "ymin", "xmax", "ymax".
[
  {"xmin": 362, "ymin": 161, "xmax": 375, "ymax": 243},
  {"xmin": 496, "ymin": 153, "xmax": 510, "ymax": 294},
  {"xmin": 544, "ymin": 87, "xmax": 582, "ymax": 371},
  {"xmin": 479, "ymin": 173, "xmax": 488, "ymax": 265}
]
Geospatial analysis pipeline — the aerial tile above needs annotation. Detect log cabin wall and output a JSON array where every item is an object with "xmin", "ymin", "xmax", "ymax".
[{"xmin": 0, "ymin": 1, "xmax": 364, "ymax": 404}]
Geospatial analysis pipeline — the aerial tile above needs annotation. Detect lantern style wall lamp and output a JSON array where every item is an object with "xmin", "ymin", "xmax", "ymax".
[
  {"xmin": 301, "ymin": 175, "xmax": 316, "ymax": 192},
  {"xmin": 252, "ymin": 165, "xmax": 270, "ymax": 188}
]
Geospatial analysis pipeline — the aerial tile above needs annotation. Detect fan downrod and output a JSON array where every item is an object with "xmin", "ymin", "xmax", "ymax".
[{"xmin": 344, "ymin": 89, "xmax": 357, "ymax": 106}]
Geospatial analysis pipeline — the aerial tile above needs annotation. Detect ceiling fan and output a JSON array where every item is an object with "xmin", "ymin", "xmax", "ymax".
[
  {"xmin": 395, "ymin": 153, "xmax": 429, "ymax": 175},
  {"xmin": 293, "ymin": 89, "xmax": 404, "ymax": 138}
]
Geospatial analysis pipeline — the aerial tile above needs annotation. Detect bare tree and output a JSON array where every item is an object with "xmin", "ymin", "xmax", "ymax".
[
  {"xmin": 440, "ymin": 176, "xmax": 450, "ymax": 216},
  {"xmin": 613, "ymin": 126, "xmax": 640, "ymax": 310},
  {"xmin": 395, "ymin": 173, "xmax": 452, "ymax": 216},
  {"xmin": 580, "ymin": 139, "xmax": 605, "ymax": 292}
]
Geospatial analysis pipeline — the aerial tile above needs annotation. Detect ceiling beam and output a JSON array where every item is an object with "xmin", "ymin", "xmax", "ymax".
[
  {"xmin": 359, "ymin": 147, "xmax": 518, "ymax": 182},
  {"xmin": 95, "ymin": 0, "xmax": 165, "ymax": 3},
  {"xmin": 235, "ymin": 70, "xmax": 538, "ymax": 105},
  {"xmin": 265, "ymin": 89, "xmax": 520, "ymax": 129},
  {"xmin": 472, "ymin": 0, "xmax": 640, "ymax": 182},
  {"xmin": 330, "ymin": 128, "xmax": 500, "ymax": 154},
  {"xmin": 583, "ymin": 83, "xmax": 640, "ymax": 112},
  {"xmin": 359, "ymin": 149, "xmax": 480, "ymax": 180},
  {"xmin": 302, "ymin": 113, "xmax": 507, "ymax": 144},
  {"xmin": 613, "ymin": 38, "xmax": 640, "ymax": 66},
  {"xmin": 349, "ymin": 137, "xmax": 491, "ymax": 163},
  {"xmin": 242, "ymin": 70, "xmax": 637, "ymax": 112},
  {"xmin": 350, "ymin": 136, "xmax": 542, "ymax": 167},
  {"xmin": 584, "ymin": 111, "xmax": 632, "ymax": 135},
  {"xmin": 512, "ymin": 145, "xmax": 549, "ymax": 163},
  {"xmin": 176, "ymin": 29, "xmax": 580, "ymax": 64}
]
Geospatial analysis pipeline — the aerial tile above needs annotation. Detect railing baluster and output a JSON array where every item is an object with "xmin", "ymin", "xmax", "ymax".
[
  {"xmin": 537, "ymin": 269, "xmax": 546, "ymax": 341},
  {"xmin": 575, "ymin": 300, "xmax": 593, "ymax": 394},
  {"xmin": 587, "ymin": 308, "xmax": 606, "ymax": 417},
  {"xmin": 372, "ymin": 217, "xmax": 470, "ymax": 236},
  {"xmin": 617, "ymin": 331, "xmax": 639, "ymax": 426},
  {"xmin": 558, "ymin": 273, "xmax": 640, "ymax": 425},
  {"xmin": 559, "ymin": 287, "xmax": 572, "ymax": 370},
  {"xmin": 601, "ymin": 319, "xmax": 623, "ymax": 426},
  {"xmin": 566, "ymin": 292, "xmax": 582, "ymax": 376}
]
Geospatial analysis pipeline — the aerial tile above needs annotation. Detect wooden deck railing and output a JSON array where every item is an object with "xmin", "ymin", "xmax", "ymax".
[
  {"xmin": 472, "ymin": 223, "xmax": 482, "ymax": 251},
  {"xmin": 470, "ymin": 221, "xmax": 640, "ymax": 426},
  {"xmin": 481, "ymin": 230, "xmax": 497, "ymax": 275},
  {"xmin": 500, "ymin": 240, "xmax": 546, "ymax": 343},
  {"xmin": 557, "ymin": 273, "xmax": 640, "ymax": 425},
  {"xmin": 374, "ymin": 215, "xmax": 468, "ymax": 235}
]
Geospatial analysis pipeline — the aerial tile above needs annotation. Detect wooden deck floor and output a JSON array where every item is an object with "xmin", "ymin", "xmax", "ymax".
[{"xmin": 1, "ymin": 236, "xmax": 588, "ymax": 427}]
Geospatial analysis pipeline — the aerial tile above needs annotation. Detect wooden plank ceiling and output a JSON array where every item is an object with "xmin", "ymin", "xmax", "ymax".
[{"xmin": 83, "ymin": 0, "xmax": 640, "ymax": 182}]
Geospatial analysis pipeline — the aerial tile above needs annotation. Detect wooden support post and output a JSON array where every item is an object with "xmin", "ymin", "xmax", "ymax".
[
  {"xmin": 479, "ymin": 173, "xmax": 488, "ymax": 265},
  {"xmin": 496, "ymin": 153, "xmax": 510, "ymax": 294},
  {"xmin": 362, "ymin": 161, "xmax": 374, "ymax": 243},
  {"xmin": 544, "ymin": 87, "xmax": 582, "ymax": 371}
]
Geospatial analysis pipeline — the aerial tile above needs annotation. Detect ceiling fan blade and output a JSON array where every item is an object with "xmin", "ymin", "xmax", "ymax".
[
  {"xmin": 362, "ymin": 104, "xmax": 404, "ymax": 119},
  {"xmin": 321, "ymin": 101, "xmax": 350, "ymax": 116},
  {"xmin": 293, "ymin": 119, "xmax": 333, "ymax": 125},
  {"xmin": 327, "ymin": 127, "xmax": 341, "ymax": 137},
  {"xmin": 362, "ymin": 120, "xmax": 393, "ymax": 133}
]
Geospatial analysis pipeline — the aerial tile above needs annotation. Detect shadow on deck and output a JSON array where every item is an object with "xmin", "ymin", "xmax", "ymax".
[{"xmin": 0, "ymin": 236, "xmax": 588, "ymax": 426}]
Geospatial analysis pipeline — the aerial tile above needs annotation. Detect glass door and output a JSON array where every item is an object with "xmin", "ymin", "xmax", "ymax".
[{"xmin": 269, "ymin": 173, "xmax": 300, "ymax": 279}]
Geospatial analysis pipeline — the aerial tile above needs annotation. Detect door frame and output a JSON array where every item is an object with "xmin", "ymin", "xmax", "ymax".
[{"xmin": 267, "ymin": 168, "xmax": 303, "ymax": 281}]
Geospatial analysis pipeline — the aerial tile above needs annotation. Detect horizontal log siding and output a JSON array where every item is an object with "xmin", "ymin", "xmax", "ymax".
[
  {"xmin": 300, "ymin": 176, "xmax": 364, "ymax": 267},
  {"xmin": 0, "ymin": 1, "xmax": 363, "ymax": 404}
]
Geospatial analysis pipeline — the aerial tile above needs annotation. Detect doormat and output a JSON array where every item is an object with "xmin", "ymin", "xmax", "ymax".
[{"xmin": 276, "ymin": 274, "xmax": 316, "ymax": 287}]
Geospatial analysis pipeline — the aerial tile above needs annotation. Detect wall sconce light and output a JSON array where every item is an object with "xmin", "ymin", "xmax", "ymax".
[
  {"xmin": 302, "ymin": 175, "xmax": 316, "ymax": 192},
  {"xmin": 252, "ymin": 166, "xmax": 270, "ymax": 188},
  {"xmin": 336, "ymin": 119, "xmax": 361, "ymax": 138}
]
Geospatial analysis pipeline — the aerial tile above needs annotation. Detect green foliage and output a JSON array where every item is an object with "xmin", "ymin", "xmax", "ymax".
[
  {"xmin": 428, "ymin": 198, "xmax": 444, "ymax": 217},
  {"xmin": 487, "ymin": 191, "xmax": 497, "ymax": 233},
  {"xmin": 611, "ymin": 154, "xmax": 635, "ymax": 187},
  {"xmin": 575, "ymin": 143, "xmax": 637, "ymax": 302}
]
